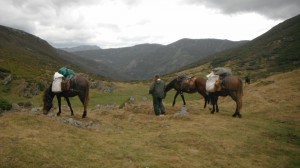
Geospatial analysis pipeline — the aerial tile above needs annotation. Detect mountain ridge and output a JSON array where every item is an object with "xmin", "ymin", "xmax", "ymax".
[
  {"xmin": 71, "ymin": 38, "xmax": 247, "ymax": 80},
  {"xmin": 60, "ymin": 45, "xmax": 101, "ymax": 52}
]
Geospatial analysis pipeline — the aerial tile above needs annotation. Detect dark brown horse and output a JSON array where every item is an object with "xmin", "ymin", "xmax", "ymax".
[
  {"xmin": 43, "ymin": 74, "xmax": 89, "ymax": 118},
  {"xmin": 164, "ymin": 76, "xmax": 209, "ymax": 108},
  {"xmin": 209, "ymin": 75, "xmax": 243, "ymax": 118}
]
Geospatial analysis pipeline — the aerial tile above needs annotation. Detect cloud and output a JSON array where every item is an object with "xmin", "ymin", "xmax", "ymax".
[
  {"xmin": 1, "ymin": 0, "xmax": 299, "ymax": 48},
  {"xmin": 185, "ymin": 0, "xmax": 300, "ymax": 19}
]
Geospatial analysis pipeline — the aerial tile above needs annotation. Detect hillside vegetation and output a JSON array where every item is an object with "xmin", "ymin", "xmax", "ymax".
[
  {"xmin": 0, "ymin": 68, "xmax": 299, "ymax": 167},
  {"xmin": 0, "ymin": 25, "xmax": 76, "ymax": 80},
  {"xmin": 189, "ymin": 14, "xmax": 300, "ymax": 79}
]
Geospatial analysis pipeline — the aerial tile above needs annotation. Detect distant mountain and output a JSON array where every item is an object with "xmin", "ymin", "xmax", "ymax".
[
  {"xmin": 188, "ymin": 14, "xmax": 300, "ymax": 79},
  {"xmin": 56, "ymin": 49, "xmax": 130, "ymax": 81},
  {"xmin": 72, "ymin": 39, "xmax": 247, "ymax": 80},
  {"xmin": 61, "ymin": 45, "xmax": 101, "ymax": 52}
]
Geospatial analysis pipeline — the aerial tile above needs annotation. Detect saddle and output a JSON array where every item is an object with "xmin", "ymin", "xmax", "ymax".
[
  {"xmin": 61, "ymin": 77, "xmax": 75, "ymax": 91},
  {"xmin": 178, "ymin": 76, "xmax": 196, "ymax": 91}
]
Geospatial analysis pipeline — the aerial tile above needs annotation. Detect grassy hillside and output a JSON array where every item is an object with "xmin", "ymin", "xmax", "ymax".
[
  {"xmin": 0, "ymin": 68, "xmax": 299, "ymax": 167},
  {"xmin": 0, "ymin": 25, "xmax": 69, "ymax": 80},
  {"xmin": 188, "ymin": 14, "xmax": 300, "ymax": 80},
  {"xmin": 0, "ymin": 25, "xmax": 106, "ymax": 99}
]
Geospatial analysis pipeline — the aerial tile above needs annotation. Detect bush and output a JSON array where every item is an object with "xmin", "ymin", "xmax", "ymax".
[{"xmin": 0, "ymin": 98, "xmax": 12, "ymax": 111}]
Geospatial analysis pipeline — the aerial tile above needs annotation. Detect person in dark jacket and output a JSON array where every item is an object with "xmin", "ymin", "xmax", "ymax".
[{"xmin": 149, "ymin": 75, "xmax": 166, "ymax": 116}]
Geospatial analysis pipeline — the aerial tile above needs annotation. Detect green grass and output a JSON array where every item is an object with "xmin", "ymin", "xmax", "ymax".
[{"xmin": 0, "ymin": 69, "xmax": 300, "ymax": 168}]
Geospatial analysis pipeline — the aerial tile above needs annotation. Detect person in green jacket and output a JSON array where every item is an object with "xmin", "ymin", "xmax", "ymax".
[
  {"xmin": 149, "ymin": 75, "xmax": 166, "ymax": 116},
  {"xmin": 58, "ymin": 67, "xmax": 76, "ymax": 80}
]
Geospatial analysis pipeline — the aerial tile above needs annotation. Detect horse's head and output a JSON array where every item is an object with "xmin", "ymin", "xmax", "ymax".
[
  {"xmin": 42, "ymin": 86, "xmax": 55, "ymax": 115},
  {"xmin": 165, "ymin": 78, "xmax": 178, "ymax": 93},
  {"xmin": 245, "ymin": 76, "xmax": 250, "ymax": 84}
]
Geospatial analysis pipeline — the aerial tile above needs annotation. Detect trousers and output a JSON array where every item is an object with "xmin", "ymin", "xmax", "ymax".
[{"xmin": 152, "ymin": 97, "xmax": 165, "ymax": 116}]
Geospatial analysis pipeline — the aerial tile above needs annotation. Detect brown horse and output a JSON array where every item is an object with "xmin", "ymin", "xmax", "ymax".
[
  {"xmin": 209, "ymin": 75, "xmax": 243, "ymax": 118},
  {"xmin": 164, "ymin": 76, "xmax": 209, "ymax": 108},
  {"xmin": 43, "ymin": 74, "xmax": 89, "ymax": 118}
]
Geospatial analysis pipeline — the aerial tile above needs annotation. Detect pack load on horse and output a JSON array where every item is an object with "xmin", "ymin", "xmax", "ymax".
[
  {"xmin": 164, "ymin": 75, "xmax": 209, "ymax": 108},
  {"xmin": 206, "ymin": 67, "xmax": 232, "ymax": 92},
  {"xmin": 52, "ymin": 67, "xmax": 76, "ymax": 93},
  {"xmin": 43, "ymin": 67, "xmax": 89, "ymax": 118},
  {"xmin": 206, "ymin": 67, "xmax": 243, "ymax": 118}
]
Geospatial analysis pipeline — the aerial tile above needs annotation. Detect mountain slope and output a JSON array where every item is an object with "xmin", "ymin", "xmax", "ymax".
[
  {"xmin": 188, "ymin": 14, "xmax": 300, "ymax": 79},
  {"xmin": 0, "ymin": 25, "xmax": 114, "ymax": 98},
  {"xmin": 56, "ymin": 49, "xmax": 130, "ymax": 80},
  {"xmin": 0, "ymin": 25, "xmax": 65, "ymax": 80},
  {"xmin": 72, "ymin": 39, "xmax": 247, "ymax": 80},
  {"xmin": 0, "ymin": 25, "xmax": 111, "ymax": 81}
]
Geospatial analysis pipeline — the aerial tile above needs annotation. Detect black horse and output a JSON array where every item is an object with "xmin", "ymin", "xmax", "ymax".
[
  {"xmin": 43, "ymin": 74, "xmax": 89, "ymax": 118},
  {"xmin": 245, "ymin": 76, "xmax": 250, "ymax": 84},
  {"xmin": 164, "ymin": 76, "xmax": 209, "ymax": 108}
]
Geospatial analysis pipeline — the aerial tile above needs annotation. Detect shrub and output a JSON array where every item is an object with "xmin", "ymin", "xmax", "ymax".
[{"xmin": 0, "ymin": 98, "xmax": 12, "ymax": 111}]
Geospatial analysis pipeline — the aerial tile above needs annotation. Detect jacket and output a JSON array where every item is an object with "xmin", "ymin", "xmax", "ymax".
[{"xmin": 149, "ymin": 79, "xmax": 166, "ymax": 99}]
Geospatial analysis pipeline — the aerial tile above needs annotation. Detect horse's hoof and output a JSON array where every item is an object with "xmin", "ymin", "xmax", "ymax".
[
  {"xmin": 57, "ymin": 112, "xmax": 61, "ymax": 116},
  {"xmin": 232, "ymin": 114, "xmax": 237, "ymax": 117},
  {"xmin": 238, "ymin": 114, "xmax": 242, "ymax": 118}
]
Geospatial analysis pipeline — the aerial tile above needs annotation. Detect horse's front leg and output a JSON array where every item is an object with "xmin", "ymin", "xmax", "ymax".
[
  {"xmin": 209, "ymin": 93, "xmax": 218, "ymax": 114},
  {"xmin": 56, "ymin": 96, "xmax": 62, "ymax": 116},
  {"xmin": 215, "ymin": 95, "xmax": 219, "ymax": 113},
  {"xmin": 65, "ymin": 97, "xmax": 74, "ymax": 116},
  {"xmin": 172, "ymin": 92, "xmax": 180, "ymax": 106},
  {"xmin": 203, "ymin": 94, "xmax": 209, "ymax": 108},
  {"xmin": 211, "ymin": 95, "xmax": 216, "ymax": 114},
  {"xmin": 180, "ymin": 92, "xmax": 186, "ymax": 106}
]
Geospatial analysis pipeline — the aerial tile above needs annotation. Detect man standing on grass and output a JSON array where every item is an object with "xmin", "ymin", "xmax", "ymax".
[{"xmin": 149, "ymin": 74, "xmax": 166, "ymax": 116}]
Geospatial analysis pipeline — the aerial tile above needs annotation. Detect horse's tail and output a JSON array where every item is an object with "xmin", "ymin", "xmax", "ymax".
[
  {"xmin": 84, "ymin": 82, "xmax": 90, "ymax": 107},
  {"xmin": 238, "ymin": 77, "xmax": 243, "ymax": 110},
  {"xmin": 239, "ymin": 77, "xmax": 243, "ymax": 96},
  {"xmin": 195, "ymin": 78, "xmax": 210, "ymax": 107}
]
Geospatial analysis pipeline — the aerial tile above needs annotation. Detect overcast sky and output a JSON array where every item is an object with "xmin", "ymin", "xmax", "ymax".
[{"xmin": 0, "ymin": 0, "xmax": 299, "ymax": 49}]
